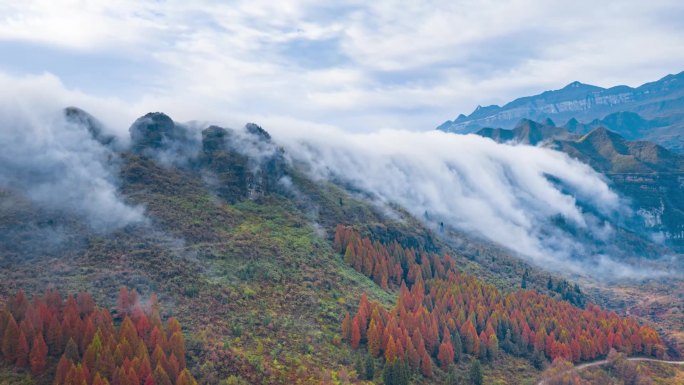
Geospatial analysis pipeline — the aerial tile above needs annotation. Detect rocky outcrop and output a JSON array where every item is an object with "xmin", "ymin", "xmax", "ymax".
[
  {"xmin": 199, "ymin": 126, "xmax": 250, "ymax": 202},
  {"xmin": 245, "ymin": 122, "xmax": 271, "ymax": 140},
  {"xmin": 64, "ymin": 107, "xmax": 117, "ymax": 147},
  {"xmin": 476, "ymin": 118, "xmax": 576, "ymax": 145},
  {"xmin": 128, "ymin": 112, "xmax": 200, "ymax": 165},
  {"xmin": 129, "ymin": 112, "xmax": 181, "ymax": 152},
  {"xmin": 198, "ymin": 124, "xmax": 287, "ymax": 203}
]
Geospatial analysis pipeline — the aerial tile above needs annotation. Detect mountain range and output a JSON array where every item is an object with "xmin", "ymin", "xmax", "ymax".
[
  {"xmin": 471, "ymin": 117, "xmax": 684, "ymax": 251},
  {"xmin": 437, "ymin": 71, "xmax": 684, "ymax": 152},
  {"xmin": 1, "ymin": 102, "xmax": 683, "ymax": 384}
]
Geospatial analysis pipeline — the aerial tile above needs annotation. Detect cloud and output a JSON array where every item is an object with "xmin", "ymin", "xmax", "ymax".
[
  {"xmin": 0, "ymin": 72, "xmax": 144, "ymax": 231},
  {"xmin": 269, "ymin": 124, "xmax": 664, "ymax": 279},
  {"xmin": 1, "ymin": 0, "xmax": 680, "ymax": 277},
  {"xmin": 0, "ymin": 71, "xmax": 667, "ymax": 278},
  {"xmin": 1, "ymin": 1, "xmax": 683, "ymax": 132}
]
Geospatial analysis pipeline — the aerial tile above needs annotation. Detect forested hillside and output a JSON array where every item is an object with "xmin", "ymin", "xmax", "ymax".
[
  {"xmin": 0, "ymin": 111, "xmax": 676, "ymax": 385},
  {"xmin": 0, "ymin": 288, "xmax": 196, "ymax": 385},
  {"xmin": 335, "ymin": 226, "xmax": 664, "ymax": 384}
]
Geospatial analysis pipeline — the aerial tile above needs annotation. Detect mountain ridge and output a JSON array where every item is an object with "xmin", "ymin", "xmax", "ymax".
[
  {"xmin": 473, "ymin": 118, "xmax": 684, "ymax": 250},
  {"xmin": 438, "ymin": 71, "xmax": 684, "ymax": 152},
  {"xmin": 5, "ymin": 107, "xmax": 620, "ymax": 384},
  {"xmin": 2, "ymin": 107, "xmax": 683, "ymax": 384}
]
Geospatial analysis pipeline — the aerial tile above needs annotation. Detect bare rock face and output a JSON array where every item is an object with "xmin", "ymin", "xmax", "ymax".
[
  {"xmin": 241, "ymin": 123, "xmax": 287, "ymax": 199},
  {"xmin": 201, "ymin": 125, "xmax": 230, "ymax": 154},
  {"xmin": 199, "ymin": 126, "xmax": 249, "ymax": 202},
  {"xmin": 245, "ymin": 122, "xmax": 271, "ymax": 140},
  {"xmin": 64, "ymin": 107, "xmax": 117, "ymax": 147},
  {"xmin": 129, "ymin": 112, "xmax": 178, "ymax": 152},
  {"xmin": 198, "ymin": 124, "xmax": 287, "ymax": 203},
  {"xmin": 128, "ymin": 112, "xmax": 200, "ymax": 165}
]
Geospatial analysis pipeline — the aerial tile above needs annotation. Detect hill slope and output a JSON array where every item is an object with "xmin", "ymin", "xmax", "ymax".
[
  {"xmin": 1, "ymin": 109, "xmax": 579, "ymax": 384},
  {"xmin": 1, "ymin": 109, "xmax": 680, "ymax": 385}
]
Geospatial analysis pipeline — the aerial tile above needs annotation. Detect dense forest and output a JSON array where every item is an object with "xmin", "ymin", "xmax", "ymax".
[
  {"xmin": 335, "ymin": 225, "xmax": 665, "ymax": 381},
  {"xmin": 0, "ymin": 288, "xmax": 197, "ymax": 385}
]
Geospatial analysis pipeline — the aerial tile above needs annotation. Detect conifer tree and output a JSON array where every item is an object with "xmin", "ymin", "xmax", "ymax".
[
  {"xmin": 420, "ymin": 350, "xmax": 432, "ymax": 377},
  {"xmin": 47, "ymin": 316, "xmax": 63, "ymax": 355},
  {"xmin": 54, "ymin": 356, "xmax": 71, "ymax": 385},
  {"xmin": 437, "ymin": 335, "xmax": 455, "ymax": 369},
  {"xmin": 15, "ymin": 330, "xmax": 29, "ymax": 368},
  {"xmin": 64, "ymin": 337, "xmax": 80, "ymax": 362},
  {"xmin": 1, "ymin": 314, "xmax": 19, "ymax": 364},
  {"xmin": 367, "ymin": 319, "xmax": 381, "ymax": 357},
  {"xmin": 385, "ymin": 335, "xmax": 397, "ymax": 363},
  {"xmin": 153, "ymin": 364, "xmax": 173, "ymax": 385},
  {"xmin": 177, "ymin": 368, "xmax": 198, "ymax": 385},
  {"xmin": 452, "ymin": 330, "xmax": 463, "ymax": 362},
  {"xmin": 168, "ymin": 331, "xmax": 187, "ymax": 367},
  {"xmin": 469, "ymin": 360, "xmax": 483, "ymax": 385},
  {"xmin": 351, "ymin": 316, "xmax": 361, "ymax": 349},
  {"xmin": 364, "ymin": 355, "xmax": 375, "ymax": 380},
  {"xmin": 30, "ymin": 334, "xmax": 48, "ymax": 374},
  {"xmin": 341, "ymin": 312, "xmax": 352, "ymax": 342}
]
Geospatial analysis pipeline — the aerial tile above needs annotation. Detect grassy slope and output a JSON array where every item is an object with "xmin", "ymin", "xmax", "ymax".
[
  {"xmin": 0, "ymin": 151, "xmax": 612, "ymax": 384},
  {"xmin": 580, "ymin": 360, "xmax": 684, "ymax": 384},
  {"xmin": 0, "ymin": 369, "xmax": 34, "ymax": 385}
]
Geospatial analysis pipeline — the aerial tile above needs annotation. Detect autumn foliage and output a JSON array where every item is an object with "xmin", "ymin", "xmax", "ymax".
[
  {"xmin": 335, "ymin": 225, "xmax": 665, "ymax": 375},
  {"xmin": 0, "ymin": 288, "xmax": 197, "ymax": 385}
]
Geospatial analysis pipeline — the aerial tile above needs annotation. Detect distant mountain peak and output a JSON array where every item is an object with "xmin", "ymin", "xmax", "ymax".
[
  {"xmin": 580, "ymin": 126, "xmax": 614, "ymax": 141},
  {"xmin": 436, "ymin": 70, "xmax": 684, "ymax": 152},
  {"xmin": 129, "ymin": 112, "xmax": 177, "ymax": 151},
  {"xmin": 514, "ymin": 118, "xmax": 544, "ymax": 131},
  {"xmin": 476, "ymin": 117, "xmax": 575, "ymax": 145},
  {"xmin": 579, "ymin": 126, "xmax": 632, "ymax": 147},
  {"xmin": 476, "ymin": 117, "xmax": 684, "ymax": 175},
  {"xmin": 564, "ymin": 81, "xmax": 584, "ymax": 89}
]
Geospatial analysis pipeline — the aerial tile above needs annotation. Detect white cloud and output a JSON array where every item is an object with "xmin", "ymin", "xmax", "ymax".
[
  {"xmin": 0, "ymin": 71, "xmax": 666, "ymax": 278},
  {"xmin": 0, "ymin": 1, "xmax": 160, "ymax": 50},
  {"xmin": 0, "ymin": 72, "xmax": 144, "ymax": 230},
  {"xmin": 268, "ymin": 124, "xmax": 659, "ymax": 278},
  {"xmin": 0, "ymin": 0, "xmax": 680, "ymax": 275},
  {"xmin": 1, "ymin": 0, "xmax": 683, "ymax": 131}
]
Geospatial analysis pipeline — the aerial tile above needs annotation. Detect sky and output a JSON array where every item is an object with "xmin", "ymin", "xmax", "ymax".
[{"xmin": 1, "ymin": 0, "xmax": 683, "ymax": 132}]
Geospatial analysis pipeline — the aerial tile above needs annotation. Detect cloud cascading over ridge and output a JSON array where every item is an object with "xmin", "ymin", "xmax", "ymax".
[
  {"xmin": 1, "ymin": 0, "xmax": 679, "ymax": 279},
  {"xmin": 0, "ymin": 73, "xmax": 144, "ymax": 231},
  {"xmin": 0, "ymin": 72, "xmax": 666, "ymax": 278},
  {"xmin": 269, "ymin": 124, "xmax": 659, "ymax": 278}
]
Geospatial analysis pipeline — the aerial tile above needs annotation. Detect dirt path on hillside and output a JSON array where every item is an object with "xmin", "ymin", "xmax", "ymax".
[{"xmin": 536, "ymin": 358, "xmax": 684, "ymax": 384}]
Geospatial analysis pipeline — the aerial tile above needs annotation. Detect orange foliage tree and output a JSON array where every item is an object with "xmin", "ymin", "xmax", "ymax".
[
  {"xmin": 0, "ymin": 288, "xmax": 198, "ymax": 385},
  {"xmin": 335, "ymin": 225, "xmax": 666, "ymax": 377}
]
